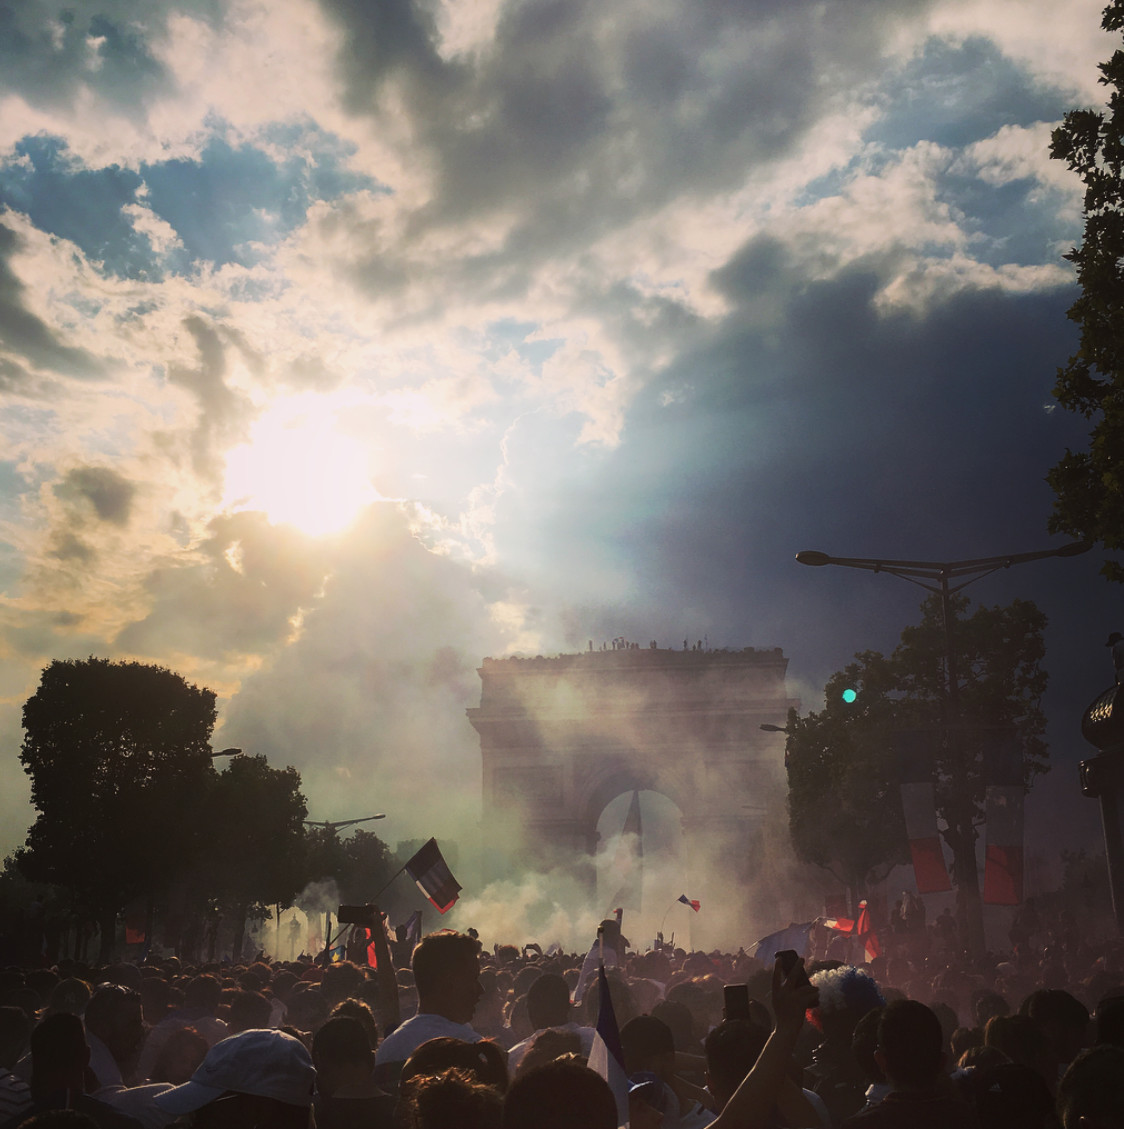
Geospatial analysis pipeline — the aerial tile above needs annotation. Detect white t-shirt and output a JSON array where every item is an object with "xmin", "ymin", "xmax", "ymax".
[
  {"xmin": 507, "ymin": 1023, "xmax": 596, "ymax": 1072},
  {"xmin": 374, "ymin": 1012, "xmax": 482, "ymax": 1066}
]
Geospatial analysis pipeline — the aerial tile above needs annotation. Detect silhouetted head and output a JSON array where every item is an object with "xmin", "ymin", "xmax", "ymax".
[
  {"xmin": 526, "ymin": 974, "xmax": 571, "ymax": 1031},
  {"xmin": 401, "ymin": 1037, "xmax": 508, "ymax": 1094},
  {"xmin": 503, "ymin": 1057, "xmax": 616, "ymax": 1129},
  {"xmin": 1057, "ymin": 1045, "xmax": 1124, "ymax": 1129},
  {"xmin": 411, "ymin": 932, "xmax": 482, "ymax": 1025},
  {"xmin": 876, "ymin": 1000, "xmax": 944, "ymax": 1092}
]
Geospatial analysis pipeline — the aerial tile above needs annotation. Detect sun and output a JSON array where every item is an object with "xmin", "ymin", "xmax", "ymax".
[{"xmin": 221, "ymin": 395, "xmax": 379, "ymax": 537}]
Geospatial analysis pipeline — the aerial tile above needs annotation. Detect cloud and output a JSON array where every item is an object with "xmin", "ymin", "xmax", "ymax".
[
  {"xmin": 166, "ymin": 315, "xmax": 256, "ymax": 479},
  {"xmin": 0, "ymin": 220, "xmax": 105, "ymax": 380},
  {"xmin": 55, "ymin": 465, "xmax": 136, "ymax": 525},
  {"xmin": 114, "ymin": 509, "xmax": 335, "ymax": 659},
  {"xmin": 925, "ymin": 0, "xmax": 1109, "ymax": 104},
  {"xmin": 214, "ymin": 501, "xmax": 527, "ymax": 838},
  {"xmin": 0, "ymin": 3, "xmax": 175, "ymax": 116},
  {"xmin": 0, "ymin": 0, "xmax": 1112, "ymax": 884}
]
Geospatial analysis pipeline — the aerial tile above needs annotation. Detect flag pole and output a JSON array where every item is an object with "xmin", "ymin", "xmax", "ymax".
[
  {"xmin": 370, "ymin": 862, "xmax": 410, "ymax": 905},
  {"xmin": 659, "ymin": 899, "xmax": 679, "ymax": 938}
]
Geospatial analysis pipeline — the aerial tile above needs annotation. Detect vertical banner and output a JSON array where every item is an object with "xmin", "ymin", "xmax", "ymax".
[
  {"xmin": 124, "ymin": 906, "xmax": 147, "ymax": 946},
  {"xmin": 983, "ymin": 736, "xmax": 1024, "ymax": 905},
  {"xmin": 895, "ymin": 730, "xmax": 952, "ymax": 893}
]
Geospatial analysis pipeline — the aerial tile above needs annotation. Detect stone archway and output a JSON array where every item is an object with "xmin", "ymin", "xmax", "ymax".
[{"xmin": 467, "ymin": 643, "xmax": 797, "ymax": 946}]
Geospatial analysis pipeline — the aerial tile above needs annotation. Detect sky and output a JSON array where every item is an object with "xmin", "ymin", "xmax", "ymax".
[{"xmin": 0, "ymin": 0, "xmax": 1119, "ymax": 920}]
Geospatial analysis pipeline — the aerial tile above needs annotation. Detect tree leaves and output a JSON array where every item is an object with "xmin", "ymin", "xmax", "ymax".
[
  {"xmin": 16, "ymin": 657, "xmax": 217, "ymax": 916},
  {"xmin": 1048, "ymin": 5, "xmax": 1124, "ymax": 576}
]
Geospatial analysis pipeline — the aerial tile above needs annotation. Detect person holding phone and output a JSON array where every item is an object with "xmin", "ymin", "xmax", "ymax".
[{"xmin": 709, "ymin": 956, "xmax": 821, "ymax": 1129}]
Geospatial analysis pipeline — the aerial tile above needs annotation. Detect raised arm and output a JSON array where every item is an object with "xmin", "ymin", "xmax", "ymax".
[
  {"xmin": 370, "ymin": 905, "xmax": 401, "ymax": 1036},
  {"xmin": 711, "ymin": 956, "xmax": 819, "ymax": 1129}
]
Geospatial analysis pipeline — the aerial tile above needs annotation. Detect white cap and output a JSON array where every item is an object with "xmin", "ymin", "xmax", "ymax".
[{"xmin": 154, "ymin": 1029, "xmax": 315, "ymax": 1115}]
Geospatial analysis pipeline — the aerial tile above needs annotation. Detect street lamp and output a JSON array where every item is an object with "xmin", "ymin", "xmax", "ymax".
[
  {"xmin": 210, "ymin": 747, "xmax": 243, "ymax": 758},
  {"xmin": 303, "ymin": 815, "xmax": 386, "ymax": 830},
  {"xmin": 760, "ymin": 721, "xmax": 794, "ymax": 770},
  {"xmin": 795, "ymin": 542, "xmax": 1088, "ymax": 710},
  {"xmin": 795, "ymin": 541, "xmax": 1089, "ymax": 957},
  {"xmin": 1081, "ymin": 680, "xmax": 1124, "ymax": 934}
]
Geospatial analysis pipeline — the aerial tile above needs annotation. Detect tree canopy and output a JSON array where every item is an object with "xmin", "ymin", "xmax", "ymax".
[
  {"xmin": 11, "ymin": 655, "xmax": 409, "ymax": 962},
  {"xmin": 1048, "ymin": 0, "xmax": 1124, "ymax": 579},
  {"xmin": 17, "ymin": 657, "xmax": 217, "ymax": 936},
  {"xmin": 197, "ymin": 753, "xmax": 309, "ymax": 959},
  {"xmin": 302, "ymin": 826, "xmax": 396, "ymax": 905},
  {"xmin": 787, "ymin": 594, "xmax": 1048, "ymax": 920},
  {"xmin": 786, "ymin": 690, "xmax": 909, "ymax": 899}
]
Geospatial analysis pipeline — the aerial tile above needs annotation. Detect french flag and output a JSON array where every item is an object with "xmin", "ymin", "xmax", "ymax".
[
  {"xmin": 678, "ymin": 894, "xmax": 701, "ymax": 912},
  {"xmin": 588, "ymin": 962, "xmax": 630, "ymax": 1127},
  {"xmin": 405, "ymin": 838, "xmax": 462, "ymax": 914},
  {"xmin": 823, "ymin": 902, "xmax": 881, "ymax": 963}
]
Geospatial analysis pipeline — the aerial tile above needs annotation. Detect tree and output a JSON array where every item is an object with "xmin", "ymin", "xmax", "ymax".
[
  {"xmin": 17, "ymin": 657, "xmax": 217, "ymax": 960},
  {"xmin": 1048, "ymin": 0, "xmax": 1124, "ymax": 579},
  {"xmin": 199, "ymin": 753, "xmax": 309, "ymax": 961},
  {"xmin": 787, "ymin": 595, "xmax": 1048, "ymax": 946},
  {"xmin": 786, "ymin": 695, "xmax": 910, "ymax": 911},
  {"xmin": 337, "ymin": 830, "xmax": 396, "ymax": 905}
]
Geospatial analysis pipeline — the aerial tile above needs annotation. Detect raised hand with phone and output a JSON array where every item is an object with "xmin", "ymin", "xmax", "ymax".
[{"xmin": 710, "ymin": 955, "xmax": 820, "ymax": 1129}]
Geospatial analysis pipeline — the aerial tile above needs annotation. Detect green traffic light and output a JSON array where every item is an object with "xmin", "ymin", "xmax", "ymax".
[{"xmin": 842, "ymin": 688, "xmax": 858, "ymax": 703}]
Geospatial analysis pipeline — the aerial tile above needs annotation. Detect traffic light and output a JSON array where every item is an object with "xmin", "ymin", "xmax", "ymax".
[{"xmin": 841, "ymin": 687, "xmax": 858, "ymax": 704}]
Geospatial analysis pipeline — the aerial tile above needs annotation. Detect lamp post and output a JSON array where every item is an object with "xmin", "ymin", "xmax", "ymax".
[
  {"xmin": 1080, "ymin": 682, "xmax": 1124, "ymax": 934},
  {"xmin": 795, "ymin": 542, "xmax": 1089, "ymax": 958},
  {"xmin": 210, "ymin": 747, "xmax": 243, "ymax": 758},
  {"xmin": 303, "ymin": 814, "xmax": 386, "ymax": 830},
  {"xmin": 761, "ymin": 721, "xmax": 793, "ymax": 768}
]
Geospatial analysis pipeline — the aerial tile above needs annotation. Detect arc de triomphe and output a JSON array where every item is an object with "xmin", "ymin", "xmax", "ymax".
[{"xmin": 467, "ymin": 644, "xmax": 797, "ymax": 943}]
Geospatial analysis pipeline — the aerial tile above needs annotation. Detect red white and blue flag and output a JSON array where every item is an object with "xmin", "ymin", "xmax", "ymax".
[
  {"xmin": 405, "ymin": 838, "xmax": 462, "ymax": 914},
  {"xmin": 678, "ymin": 894, "xmax": 701, "ymax": 912},
  {"xmin": 588, "ymin": 962, "xmax": 630, "ymax": 1127},
  {"xmin": 822, "ymin": 901, "xmax": 881, "ymax": 962}
]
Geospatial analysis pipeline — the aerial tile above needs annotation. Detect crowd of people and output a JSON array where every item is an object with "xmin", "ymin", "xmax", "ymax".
[{"xmin": 0, "ymin": 914, "xmax": 1123, "ymax": 1129}]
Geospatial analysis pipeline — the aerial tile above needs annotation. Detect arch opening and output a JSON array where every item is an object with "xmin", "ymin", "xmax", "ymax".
[{"xmin": 594, "ymin": 789, "xmax": 689, "ymax": 949}]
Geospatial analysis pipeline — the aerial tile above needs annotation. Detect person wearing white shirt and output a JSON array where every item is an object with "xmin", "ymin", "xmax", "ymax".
[
  {"xmin": 507, "ymin": 973, "xmax": 595, "ymax": 1074},
  {"xmin": 373, "ymin": 932, "xmax": 484, "ymax": 1089}
]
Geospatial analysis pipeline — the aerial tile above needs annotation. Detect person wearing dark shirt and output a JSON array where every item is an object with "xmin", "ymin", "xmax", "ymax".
[
  {"xmin": 311, "ymin": 1017, "xmax": 394, "ymax": 1129},
  {"xmin": 1, "ymin": 1013, "xmax": 142, "ymax": 1129},
  {"xmin": 841, "ymin": 1001, "xmax": 978, "ymax": 1129}
]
